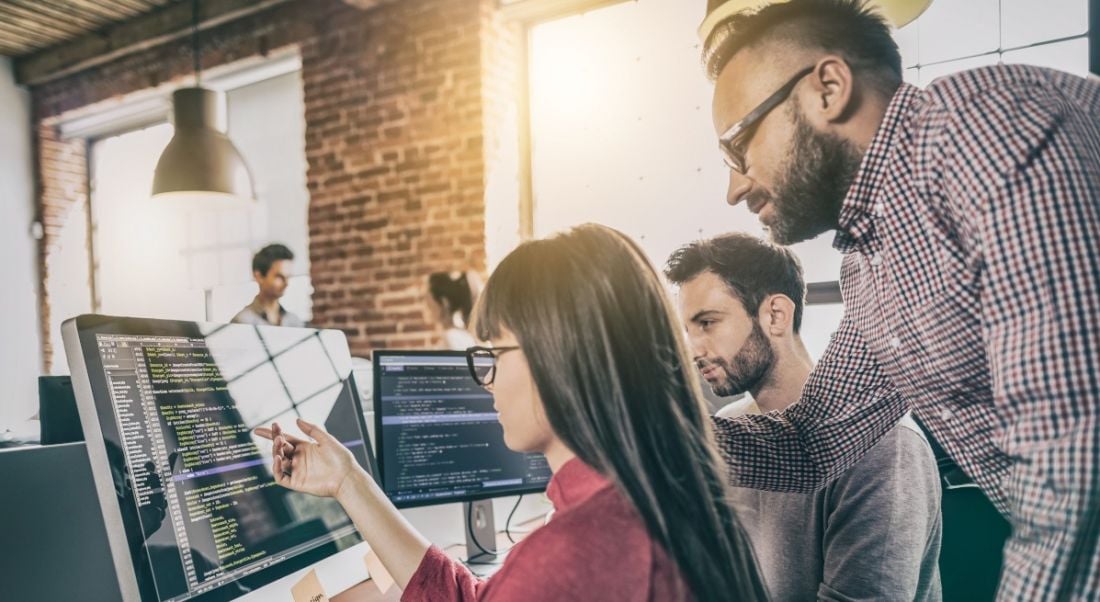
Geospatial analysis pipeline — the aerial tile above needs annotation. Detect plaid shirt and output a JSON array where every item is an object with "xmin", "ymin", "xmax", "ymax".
[{"xmin": 713, "ymin": 65, "xmax": 1100, "ymax": 600}]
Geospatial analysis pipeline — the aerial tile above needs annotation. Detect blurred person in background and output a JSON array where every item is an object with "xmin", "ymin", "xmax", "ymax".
[{"xmin": 232, "ymin": 243, "xmax": 304, "ymax": 327}]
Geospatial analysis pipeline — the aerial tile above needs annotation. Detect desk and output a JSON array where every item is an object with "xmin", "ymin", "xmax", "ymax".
[{"xmin": 332, "ymin": 514, "xmax": 546, "ymax": 601}]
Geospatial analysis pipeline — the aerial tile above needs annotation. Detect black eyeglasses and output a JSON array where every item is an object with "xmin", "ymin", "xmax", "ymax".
[
  {"xmin": 466, "ymin": 345, "xmax": 520, "ymax": 387},
  {"xmin": 718, "ymin": 66, "xmax": 814, "ymax": 174}
]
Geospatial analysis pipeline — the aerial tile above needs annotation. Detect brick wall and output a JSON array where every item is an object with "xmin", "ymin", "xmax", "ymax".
[
  {"xmin": 301, "ymin": 0, "xmax": 493, "ymax": 353},
  {"xmin": 35, "ymin": 124, "xmax": 88, "ymax": 373},
  {"xmin": 31, "ymin": 0, "xmax": 521, "ymax": 361}
]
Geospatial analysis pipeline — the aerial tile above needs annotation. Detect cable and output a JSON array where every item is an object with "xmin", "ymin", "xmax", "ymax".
[
  {"xmin": 191, "ymin": 0, "xmax": 202, "ymax": 85},
  {"xmin": 505, "ymin": 494, "xmax": 523, "ymax": 544}
]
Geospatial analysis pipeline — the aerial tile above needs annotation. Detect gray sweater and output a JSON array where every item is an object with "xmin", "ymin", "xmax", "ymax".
[{"xmin": 725, "ymin": 406, "xmax": 942, "ymax": 601}]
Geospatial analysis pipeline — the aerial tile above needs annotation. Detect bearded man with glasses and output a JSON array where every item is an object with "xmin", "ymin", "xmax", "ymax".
[{"xmin": 702, "ymin": 1, "xmax": 1100, "ymax": 600}]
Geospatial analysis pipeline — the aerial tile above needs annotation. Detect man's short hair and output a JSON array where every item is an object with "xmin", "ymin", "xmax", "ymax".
[
  {"xmin": 665, "ymin": 233, "xmax": 806, "ymax": 332},
  {"xmin": 703, "ymin": 0, "xmax": 902, "ymax": 95},
  {"xmin": 252, "ymin": 244, "xmax": 295, "ymax": 277}
]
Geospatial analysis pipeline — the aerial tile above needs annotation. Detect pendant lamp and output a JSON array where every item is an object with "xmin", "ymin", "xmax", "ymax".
[
  {"xmin": 151, "ymin": 0, "xmax": 254, "ymax": 203},
  {"xmin": 699, "ymin": 0, "xmax": 932, "ymax": 42}
]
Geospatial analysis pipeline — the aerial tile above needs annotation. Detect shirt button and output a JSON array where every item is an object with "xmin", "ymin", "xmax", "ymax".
[
  {"xmin": 940, "ymin": 409, "xmax": 953, "ymax": 421},
  {"xmin": 890, "ymin": 337, "xmax": 902, "ymax": 349},
  {"xmin": 870, "ymin": 254, "xmax": 883, "ymax": 267},
  {"xmin": 873, "ymin": 203, "xmax": 885, "ymax": 216}
]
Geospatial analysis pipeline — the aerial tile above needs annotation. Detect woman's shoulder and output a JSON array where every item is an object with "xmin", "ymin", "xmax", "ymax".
[
  {"xmin": 554, "ymin": 484, "xmax": 651, "ymax": 536},
  {"xmin": 508, "ymin": 485, "xmax": 652, "ymax": 556},
  {"xmin": 482, "ymin": 490, "xmax": 657, "ymax": 600}
]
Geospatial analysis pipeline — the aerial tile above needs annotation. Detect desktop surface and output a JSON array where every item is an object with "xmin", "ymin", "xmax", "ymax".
[
  {"xmin": 372, "ymin": 351, "xmax": 552, "ymax": 508},
  {"xmin": 64, "ymin": 315, "xmax": 378, "ymax": 601}
]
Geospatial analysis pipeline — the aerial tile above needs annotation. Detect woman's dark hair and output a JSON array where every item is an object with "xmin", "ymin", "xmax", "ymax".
[
  {"xmin": 428, "ymin": 271, "xmax": 474, "ymax": 326},
  {"xmin": 473, "ymin": 224, "xmax": 767, "ymax": 601}
]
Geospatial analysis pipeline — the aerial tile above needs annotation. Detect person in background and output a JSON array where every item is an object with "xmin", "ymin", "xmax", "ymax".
[
  {"xmin": 667, "ymin": 232, "xmax": 941, "ymax": 601},
  {"xmin": 428, "ymin": 271, "xmax": 481, "ymax": 350},
  {"xmin": 701, "ymin": 0, "xmax": 1100, "ymax": 598},
  {"xmin": 257, "ymin": 224, "xmax": 768, "ymax": 601},
  {"xmin": 232, "ymin": 243, "xmax": 305, "ymax": 327}
]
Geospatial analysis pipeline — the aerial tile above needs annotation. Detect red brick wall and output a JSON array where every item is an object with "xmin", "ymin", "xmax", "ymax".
[
  {"xmin": 34, "ymin": 124, "xmax": 88, "ymax": 373},
  {"xmin": 31, "ymin": 0, "xmax": 518, "ymax": 360},
  {"xmin": 301, "ymin": 0, "xmax": 491, "ymax": 354}
]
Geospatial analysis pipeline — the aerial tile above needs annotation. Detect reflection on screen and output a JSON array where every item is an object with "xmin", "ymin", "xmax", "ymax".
[
  {"xmin": 376, "ymin": 354, "xmax": 551, "ymax": 505},
  {"xmin": 94, "ymin": 325, "xmax": 370, "ymax": 601}
]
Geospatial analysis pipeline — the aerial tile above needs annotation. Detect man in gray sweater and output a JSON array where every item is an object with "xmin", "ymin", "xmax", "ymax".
[{"xmin": 666, "ymin": 233, "xmax": 941, "ymax": 601}]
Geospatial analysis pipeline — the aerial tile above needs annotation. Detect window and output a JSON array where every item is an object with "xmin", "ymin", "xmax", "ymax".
[
  {"xmin": 88, "ymin": 70, "xmax": 312, "ymax": 326},
  {"xmin": 527, "ymin": 0, "xmax": 843, "ymax": 362},
  {"xmin": 897, "ymin": 0, "xmax": 1090, "ymax": 85},
  {"xmin": 522, "ymin": 0, "xmax": 1091, "ymax": 364}
]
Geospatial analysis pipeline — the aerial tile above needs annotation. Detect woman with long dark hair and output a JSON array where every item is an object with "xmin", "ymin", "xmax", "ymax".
[{"xmin": 256, "ymin": 224, "xmax": 767, "ymax": 601}]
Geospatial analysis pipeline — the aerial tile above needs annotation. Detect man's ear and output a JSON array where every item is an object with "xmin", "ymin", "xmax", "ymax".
[
  {"xmin": 758, "ymin": 294, "xmax": 797, "ymax": 337},
  {"xmin": 799, "ymin": 54, "xmax": 857, "ymax": 125}
]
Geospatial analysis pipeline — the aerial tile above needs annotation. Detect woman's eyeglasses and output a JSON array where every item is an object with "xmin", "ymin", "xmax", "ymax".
[{"xmin": 465, "ymin": 345, "xmax": 520, "ymax": 387}]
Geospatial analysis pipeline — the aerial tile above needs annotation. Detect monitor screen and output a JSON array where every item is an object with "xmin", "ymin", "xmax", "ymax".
[
  {"xmin": 63, "ymin": 315, "xmax": 378, "ymax": 602},
  {"xmin": 372, "ymin": 351, "xmax": 552, "ymax": 508}
]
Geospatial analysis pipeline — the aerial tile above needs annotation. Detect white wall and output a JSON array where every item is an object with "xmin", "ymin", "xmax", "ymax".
[
  {"xmin": 896, "ymin": 0, "xmax": 1090, "ymax": 85},
  {"xmin": 90, "ymin": 123, "xmax": 205, "ymax": 321},
  {"xmin": 223, "ymin": 70, "xmax": 313, "ymax": 321},
  {"xmin": 0, "ymin": 57, "xmax": 43, "ymax": 425}
]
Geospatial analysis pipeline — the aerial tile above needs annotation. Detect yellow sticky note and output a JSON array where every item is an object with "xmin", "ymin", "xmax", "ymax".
[
  {"xmin": 365, "ymin": 550, "xmax": 395, "ymax": 594},
  {"xmin": 290, "ymin": 568, "xmax": 329, "ymax": 602}
]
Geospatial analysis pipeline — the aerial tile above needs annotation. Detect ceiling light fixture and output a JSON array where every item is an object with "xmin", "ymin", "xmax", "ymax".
[
  {"xmin": 699, "ymin": 0, "xmax": 932, "ymax": 42},
  {"xmin": 151, "ymin": 0, "xmax": 254, "ymax": 204}
]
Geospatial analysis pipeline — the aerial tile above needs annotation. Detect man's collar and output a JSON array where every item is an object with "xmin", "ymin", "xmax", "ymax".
[
  {"xmin": 833, "ymin": 83, "xmax": 922, "ymax": 253},
  {"xmin": 249, "ymin": 295, "xmax": 286, "ymax": 316}
]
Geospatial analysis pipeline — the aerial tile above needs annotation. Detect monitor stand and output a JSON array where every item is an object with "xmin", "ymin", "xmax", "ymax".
[{"xmin": 463, "ymin": 499, "xmax": 499, "ymax": 565}]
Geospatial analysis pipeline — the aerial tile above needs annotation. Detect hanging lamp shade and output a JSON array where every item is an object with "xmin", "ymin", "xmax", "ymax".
[
  {"xmin": 151, "ymin": 87, "xmax": 255, "ymax": 203},
  {"xmin": 699, "ymin": 0, "xmax": 932, "ymax": 42}
]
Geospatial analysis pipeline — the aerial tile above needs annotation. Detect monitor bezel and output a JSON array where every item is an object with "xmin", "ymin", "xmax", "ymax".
[
  {"xmin": 63, "ymin": 314, "xmax": 377, "ymax": 602},
  {"xmin": 371, "ymin": 349, "xmax": 550, "ymax": 510}
]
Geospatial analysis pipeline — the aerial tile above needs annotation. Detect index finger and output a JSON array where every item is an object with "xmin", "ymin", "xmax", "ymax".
[
  {"xmin": 258, "ymin": 423, "xmax": 307, "ymax": 446},
  {"xmin": 296, "ymin": 418, "xmax": 336, "ymax": 444}
]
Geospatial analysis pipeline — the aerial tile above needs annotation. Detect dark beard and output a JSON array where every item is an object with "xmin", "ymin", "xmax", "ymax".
[
  {"xmin": 700, "ymin": 320, "xmax": 775, "ymax": 397},
  {"xmin": 750, "ymin": 105, "xmax": 864, "ymax": 245}
]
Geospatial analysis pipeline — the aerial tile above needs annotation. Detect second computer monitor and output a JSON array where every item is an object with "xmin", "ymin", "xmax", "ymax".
[{"xmin": 372, "ymin": 350, "xmax": 552, "ymax": 508}]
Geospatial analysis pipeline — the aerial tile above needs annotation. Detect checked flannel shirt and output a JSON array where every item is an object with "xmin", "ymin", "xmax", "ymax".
[{"xmin": 713, "ymin": 65, "xmax": 1100, "ymax": 600}]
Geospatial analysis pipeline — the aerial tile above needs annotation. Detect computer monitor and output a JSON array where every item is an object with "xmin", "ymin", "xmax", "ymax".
[
  {"xmin": 371, "ymin": 349, "xmax": 552, "ymax": 504},
  {"xmin": 372, "ymin": 350, "xmax": 552, "ymax": 564},
  {"xmin": 0, "ymin": 442, "xmax": 121, "ymax": 602},
  {"xmin": 63, "ymin": 315, "xmax": 379, "ymax": 602},
  {"xmin": 39, "ymin": 375, "xmax": 83, "ymax": 444}
]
